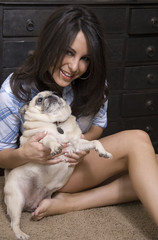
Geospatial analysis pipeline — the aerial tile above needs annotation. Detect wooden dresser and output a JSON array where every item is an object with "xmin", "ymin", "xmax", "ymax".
[{"xmin": 0, "ymin": 0, "xmax": 158, "ymax": 161}]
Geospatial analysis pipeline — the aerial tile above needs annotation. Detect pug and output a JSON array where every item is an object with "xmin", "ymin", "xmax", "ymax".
[{"xmin": 4, "ymin": 91, "xmax": 112, "ymax": 240}]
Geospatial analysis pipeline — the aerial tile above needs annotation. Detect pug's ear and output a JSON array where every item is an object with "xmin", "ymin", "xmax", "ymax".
[{"xmin": 19, "ymin": 103, "xmax": 29, "ymax": 115}]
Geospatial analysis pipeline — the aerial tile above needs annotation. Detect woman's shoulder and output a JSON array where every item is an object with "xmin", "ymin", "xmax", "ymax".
[
  {"xmin": 0, "ymin": 74, "xmax": 12, "ymax": 92},
  {"xmin": 0, "ymin": 74, "xmax": 39, "ymax": 108},
  {"xmin": 0, "ymin": 74, "xmax": 24, "ymax": 109}
]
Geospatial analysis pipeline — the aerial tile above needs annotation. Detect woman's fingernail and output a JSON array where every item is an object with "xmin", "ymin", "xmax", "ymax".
[{"xmin": 68, "ymin": 164, "xmax": 73, "ymax": 167}]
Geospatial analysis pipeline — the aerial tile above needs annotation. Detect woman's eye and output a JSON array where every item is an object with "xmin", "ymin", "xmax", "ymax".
[
  {"xmin": 66, "ymin": 50, "xmax": 73, "ymax": 56},
  {"xmin": 82, "ymin": 56, "xmax": 90, "ymax": 62}
]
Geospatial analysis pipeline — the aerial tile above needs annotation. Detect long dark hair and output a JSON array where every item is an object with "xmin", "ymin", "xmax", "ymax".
[{"xmin": 10, "ymin": 5, "xmax": 109, "ymax": 117}]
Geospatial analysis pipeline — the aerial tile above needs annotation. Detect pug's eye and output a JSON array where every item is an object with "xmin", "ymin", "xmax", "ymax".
[
  {"xmin": 36, "ymin": 97, "xmax": 43, "ymax": 105},
  {"xmin": 38, "ymin": 97, "xmax": 43, "ymax": 102}
]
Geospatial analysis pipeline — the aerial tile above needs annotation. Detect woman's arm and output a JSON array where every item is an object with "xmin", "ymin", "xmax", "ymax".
[
  {"xmin": 0, "ymin": 148, "xmax": 28, "ymax": 169},
  {"xmin": 0, "ymin": 132, "xmax": 63, "ymax": 169},
  {"xmin": 84, "ymin": 125, "xmax": 103, "ymax": 141},
  {"xmin": 0, "ymin": 126, "xmax": 103, "ymax": 169}
]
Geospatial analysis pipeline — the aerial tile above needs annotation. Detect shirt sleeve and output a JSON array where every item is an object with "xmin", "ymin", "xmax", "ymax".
[
  {"xmin": 0, "ymin": 78, "xmax": 23, "ymax": 150},
  {"xmin": 92, "ymin": 100, "xmax": 108, "ymax": 129}
]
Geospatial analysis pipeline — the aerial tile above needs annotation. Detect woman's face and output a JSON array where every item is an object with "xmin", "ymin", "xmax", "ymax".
[{"xmin": 50, "ymin": 31, "xmax": 90, "ymax": 87}]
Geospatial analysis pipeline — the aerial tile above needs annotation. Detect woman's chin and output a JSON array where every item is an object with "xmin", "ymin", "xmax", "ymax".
[{"xmin": 56, "ymin": 77, "xmax": 74, "ymax": 87}]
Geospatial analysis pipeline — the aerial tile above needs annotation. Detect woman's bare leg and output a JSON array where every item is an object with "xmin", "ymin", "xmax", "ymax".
[
  {"xmin": 32, "ymin": 174, "xmax": 138, "ymax": 220},
  {"xmin": 32, "ymin": 130, "xmax": 158, "ymax": 224}
]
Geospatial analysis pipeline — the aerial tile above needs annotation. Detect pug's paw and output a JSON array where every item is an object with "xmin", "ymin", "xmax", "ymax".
[{"xmin": 49, "ymin": 142, "xmax": 62, "ymax": 156}]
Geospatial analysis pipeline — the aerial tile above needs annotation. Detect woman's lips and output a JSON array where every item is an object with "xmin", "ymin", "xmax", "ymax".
[{"xmin": 60, "ymin": 69, "xmax": 73, "ymax": 80}]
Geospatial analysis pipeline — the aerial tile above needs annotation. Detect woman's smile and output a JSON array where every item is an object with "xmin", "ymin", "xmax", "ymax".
[{"xmin": 60, "ymin": 69, "xmax": 74, "ymax": 81}]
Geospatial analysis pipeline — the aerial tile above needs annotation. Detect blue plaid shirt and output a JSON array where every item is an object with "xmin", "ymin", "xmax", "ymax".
[{"xmin": 0, "ymin": 74, "xmax": 108, "ymax": 150}]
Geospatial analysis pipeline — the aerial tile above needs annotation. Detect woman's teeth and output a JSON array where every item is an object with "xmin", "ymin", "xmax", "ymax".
[{"xmin": 61, "ymin": 69, "xmax": 72, "ymax": 78}]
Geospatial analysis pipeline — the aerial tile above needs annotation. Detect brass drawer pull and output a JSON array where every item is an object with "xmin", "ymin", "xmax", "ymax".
[
  {"xmin": 146, "ymin": 45, "xmax": 156, "ymax": 57},
  {"xmin": 147, "ymin": 73, "xmax": 155, "ymax": 84},
  {"xmin": 146, "ymin": 100, "xmax": 154, "ymax": 111},
  {"xmin": 151, "ymin": 17, "xmax": 158, "ymax": 28},
  {"xmin": 26, "ymin": 19, "xmax": 34, "ymax": 32}
]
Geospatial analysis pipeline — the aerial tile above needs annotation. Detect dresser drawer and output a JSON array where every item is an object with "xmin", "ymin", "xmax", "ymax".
[
  {"xmin": 3, "ymin": 41, "xmax": 36, "ymax": 68},
  {"xmin": 3, "ymin": 9, "xmax": 56, "ymax": 37},
  {"xmin": 122, "ymin": 92, "xmax": 158, "ymax": 117},
  {"xmin": 124, "ymin": 65, "xmax": 158, "ymax": 89},
  {"xmin": 102, "ymin": 121, "xmax": 123, "ymax": 137},
  {"xmin": 123, "ymin": 116, "xmax": 158, "ymax": 142},
  {"xmin": 107, "ymin": 67, "xmax": 123, "ymax": 90},
  {"xmin": 125, "ymin": 37, "xmax": 158, "ymax": 63},
  {"xmin": 129, "ymin": 8, "xmax": 158, "ymax": 34},
  {"xmin": 108, "ymin": 95, "xmax": 120, "ymax": 121},
  {"xmin": 106, "ymin": 38, "xmax": 124, "ymax": 63},
  {"xmin": 92, "ymin": 8, "xmax": 126, "ymax": 34}
]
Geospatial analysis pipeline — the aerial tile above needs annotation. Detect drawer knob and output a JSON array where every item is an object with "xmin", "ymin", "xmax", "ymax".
[
  {"xmin": 145, "ymin": 125, "xmax": 152, "ymax": 134},
  {"xmin": 151, "ymin": 17, "xmax": 158, "ymax": 28},
  {"xmin": 146, "ymin": 46, "xmax": 156, "ymax": 57},
  {"xmin": 27, "ymin": 50, "xmax": 34, "ymax": 57},
  {"xmin": 26, "ymin": 19, "xmax": 34, "ymax": 32},
  {"xmin": 146, "ymin": 100, "xmax": 154, "ymax": 111},
  {"xmin": 147, "ymin": 73, "xmax": 155, "ymax": 84}
]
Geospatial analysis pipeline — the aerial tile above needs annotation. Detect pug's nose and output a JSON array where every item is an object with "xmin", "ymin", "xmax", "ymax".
[{"xmin": 47, "ymin": 95, "xmax": 58, "ymax": 103}]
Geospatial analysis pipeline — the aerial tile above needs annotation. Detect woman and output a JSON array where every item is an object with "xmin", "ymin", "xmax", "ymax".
[{"xmin": 0, "ymin": 5, "xmax": 158, "ymax": 225}]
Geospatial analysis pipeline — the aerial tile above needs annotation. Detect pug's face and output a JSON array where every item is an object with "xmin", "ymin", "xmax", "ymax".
[
  {"xmin": 21, "ymin": 91, "xmax": 72, "ymax": 123},
  {"xmin": 31, "ymin": 91, "xmax": 65, "ymax": 113}
]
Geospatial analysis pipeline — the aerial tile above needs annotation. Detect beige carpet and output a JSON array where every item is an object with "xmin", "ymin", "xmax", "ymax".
[{"xmin": 0, "ymin": 176, "xmax": 158, "ymax": 240}]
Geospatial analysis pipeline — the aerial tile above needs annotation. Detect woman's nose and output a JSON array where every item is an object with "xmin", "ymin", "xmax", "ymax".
[{"xmin": 68, "ymin": 58, "xmax": 79, "ymax": 72}]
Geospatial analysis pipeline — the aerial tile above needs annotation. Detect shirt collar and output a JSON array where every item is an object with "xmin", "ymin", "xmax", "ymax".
[{"xmin": 62, "ymin": 84, "xmax": 72, "ymax": 96}]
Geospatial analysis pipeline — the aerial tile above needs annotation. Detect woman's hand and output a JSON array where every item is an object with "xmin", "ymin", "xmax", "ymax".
[
  {"xmin": 62, "ymin": 148, "xmax": 89, "ymax": 166},
  {"xmin": 20, "ymin": 132, "xmax": 89, "ymax": 166},
  {"xmin": 20, "ymin": 132, "xmax": 64, "ymax": 165},
  {"xmin": 62, "ymin": 134, "xmax": 89, "ymax": 166}
]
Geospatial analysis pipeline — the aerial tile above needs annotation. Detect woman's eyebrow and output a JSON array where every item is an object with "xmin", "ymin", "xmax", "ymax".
[
  {"xmin": 84, "ymin": 54, "xmax": 91, "ymax": 58},
  {"xmin": 68, "ymin": 47, "xmax": 76, "ymax": 54},
  {"xmin": 68, "ymin": 46, "xmax": 90, "ymax": 57}
]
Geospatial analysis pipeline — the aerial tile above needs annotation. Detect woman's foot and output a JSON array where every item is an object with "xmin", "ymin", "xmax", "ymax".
[{"xmin": 31, "ymin": 192, "xmax": 75, "ymax": 221}]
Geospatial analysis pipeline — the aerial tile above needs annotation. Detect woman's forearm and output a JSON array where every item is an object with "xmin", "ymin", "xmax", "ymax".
[
  {"xmin": 84, "ymin": 125, "xmax": 103, "ymax": 141},
  {"xmin": 0, "ymin": 148, "xmax": 27, "ymax": 169}
]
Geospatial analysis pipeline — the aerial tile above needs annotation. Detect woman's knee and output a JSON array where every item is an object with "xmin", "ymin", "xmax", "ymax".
[
  {"xmin": 122, "ymin": 129, "xmax": 154, "ymax": 155},
  {"xmin": 101, "ymin": 129, "xmax": 151, "ymax": 153},
  {"xmin": 130, "ymin": 129, "xmax": 150, "ymax": 139},
  {"xmin": 100, "ymin": 129, "xmax": 154, "ymax": 164},
  {"xmin": 127, "ymin": 129, "xmax": 151, "ymax": 144}
]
